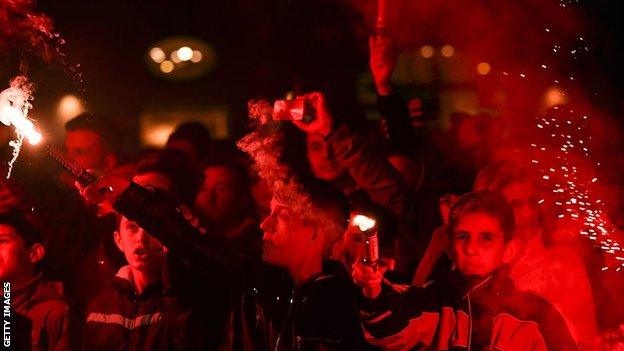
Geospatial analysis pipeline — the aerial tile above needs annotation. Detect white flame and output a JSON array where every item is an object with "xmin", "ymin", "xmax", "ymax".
[
  {"xmin": 352, "ymin": 214, "xmax": 376, "ymax": 232},
  {"xmin": 0, "ymin": 79, "xmax": 43, "ymax": 178},
  {"xmin": 0, "ymin": 86, "xmax": 41, "ymax": 145}
]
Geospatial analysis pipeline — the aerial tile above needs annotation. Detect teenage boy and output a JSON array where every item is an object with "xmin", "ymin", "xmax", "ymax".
[
  {"xmin": 353, "ymin": 191, "xmax": 578, "ymax": 350},
  {"xmin": 0, "ymin": 211, "xmax": 78, "ymax": 351}
]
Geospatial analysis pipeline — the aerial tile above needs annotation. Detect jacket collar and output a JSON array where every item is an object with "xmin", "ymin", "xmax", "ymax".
[
  {"xmin": 12, "ymin": 273, "xmax": 65, "ymax": 311},
  {"xmin": 113, "ymin": 265, "xmax": 163, "ymax": 297}
]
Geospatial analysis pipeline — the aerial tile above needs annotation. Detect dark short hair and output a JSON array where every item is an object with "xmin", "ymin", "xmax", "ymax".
[
  {"xmin": 65, "ymin": 112, "xmax": 121, "ymax": 155},
  {"xmin": 166, "ymin": 121, "xmax": 212, "ymax": 162},
  {"xmin": 0, "ymin": 210, "xmax": 43, "ymax": 247},
  {"xmin": 134, "ymin": 149, "xmax": 201, "ymax": 205},
  {"xmin": 447, "ymin": 191, "xmax": 515, "ymax": 242}
]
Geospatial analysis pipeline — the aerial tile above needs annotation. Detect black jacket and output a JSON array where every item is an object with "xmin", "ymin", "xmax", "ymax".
[{"xmin": 113, "ymin": 183, "xmax": 368, "ymax": 350}]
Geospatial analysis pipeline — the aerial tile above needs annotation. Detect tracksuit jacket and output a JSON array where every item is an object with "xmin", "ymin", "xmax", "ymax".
[
  {"xmin": 84, "ymin": 266, "xmax": 201, "ymax": 351},
  {"xmin": 359, "ymin": 268, "xmax": 578, "ymax": 351}
]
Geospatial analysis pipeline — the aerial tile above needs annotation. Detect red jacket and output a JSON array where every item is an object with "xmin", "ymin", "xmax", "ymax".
[
  {"xmin": 12, "ymin": 274, "xmax": 79, "ymax": 351},
  {"xmin": 360, "ymin": 269, "xmax": 578, "ymax": 350}
]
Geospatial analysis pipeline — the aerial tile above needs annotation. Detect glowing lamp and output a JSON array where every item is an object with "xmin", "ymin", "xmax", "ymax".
[
  {"xmin": 177, "ymin": 46, "xmax": 193, "ymax": 61},
  {"xmin": 441, "ymin": 45, "xmax": 455, "ymax": 58},
  {"xmin": 477, "ymin": 62, "xmax": 491, "ymax": 75},
  {"xmin": 191, "ymin": 50, "xmax": 202, "ymax": 63},
  {"xmin": 420, "ymin": 45, "xmax": 435, "ymax": 58},
  {"xmin": 149, "ymin": 47, "xmax": 166, "ymax": 63},
  {"xmin": 160, "ymin": 60, "xmax": 174, "ymax": 73}
]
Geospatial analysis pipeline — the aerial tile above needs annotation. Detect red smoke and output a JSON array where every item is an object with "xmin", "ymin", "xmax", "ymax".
[{"xmin": 0, "ymin": 0, "xmax": 57, "ymax": 62}]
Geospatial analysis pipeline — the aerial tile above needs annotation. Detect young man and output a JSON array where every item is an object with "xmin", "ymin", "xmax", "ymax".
[
  {"xmin": 63, "ymin": 112, "xmax": 119, "ymax": 174},
  {"xmin": 353, "ymin": 191, "xmax": 578, "ymax": 350},
  {"xmin": 0, "ymin": 211, "xmax": 78, "ymax": 351},
  {"xmin": 84, "ymin": 150, "xmax": 203, "ymax": 351},
  {"xmin": 77, "ymin": 168, "xmax": 366, "ymax": 350}
]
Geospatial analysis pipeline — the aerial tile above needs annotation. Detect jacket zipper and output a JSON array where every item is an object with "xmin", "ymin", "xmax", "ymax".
[
  {"xmin": 274, "ymin": 288, "xmax": 295, "ymax": 351},
  {"xmin": 467, "ymin": 292, "xmax": 472, "ymax": 351}
]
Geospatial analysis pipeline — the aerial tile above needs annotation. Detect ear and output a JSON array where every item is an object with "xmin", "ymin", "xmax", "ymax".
[
  {"xmin": 28, "ymin": 243, "xmax": 45, "ymax": 264},
  {"xmin": 113, "ymin": 231, "xmax": 123, "ymax": 252},
  {"xmin": 502, "ymin": 239, "xmax": 522, "ymax": 265}
]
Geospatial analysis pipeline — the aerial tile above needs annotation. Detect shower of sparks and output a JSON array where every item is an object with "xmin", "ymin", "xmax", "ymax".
[{"xmin": 531, "ymin": 112, "xmax": 624, "ymax": 272}]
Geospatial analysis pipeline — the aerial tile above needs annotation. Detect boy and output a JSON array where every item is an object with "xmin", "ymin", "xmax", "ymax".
[
  {"xmin": 0, "ymin": 211, "xmax": 78, "ymax": 351},
  {"xmin": 353, "ymin": 191, "xmax": 577, "ymax": 350},
  {"xmin": 84, "ymin": 150, "xmax": 202, "ymax": 351}
]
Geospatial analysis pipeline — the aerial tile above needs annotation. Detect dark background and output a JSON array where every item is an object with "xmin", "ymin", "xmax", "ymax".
[{"xmin": 3, "ymin": 0, "xmax": 623, "ymax": 148}]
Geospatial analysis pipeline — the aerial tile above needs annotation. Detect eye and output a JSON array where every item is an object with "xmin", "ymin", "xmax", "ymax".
[
  {"xmin": 125, "ymin": 222, "xmax": 140, "ymax": 233},
  {"xmin": 481, "ymin": 233, "xmax": 494, "ymax": 242},
  {"xmin": 277, "ymin": 209, "xmax": 291, "ymax": 222},
  {"xmin": 454, "ymin": 232, "xmax": 468, "ymax": 241}
]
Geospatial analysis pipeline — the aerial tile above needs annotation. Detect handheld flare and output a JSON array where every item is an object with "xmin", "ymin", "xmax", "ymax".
[{"xmin": 353, "ymin": 214, "xmax": 379, "ymax": 267}]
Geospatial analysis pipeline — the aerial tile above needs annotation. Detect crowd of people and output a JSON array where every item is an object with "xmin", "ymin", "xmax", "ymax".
[{"xmin": 0, "ymin": 34, "xmax": 622, "ymax": 351}]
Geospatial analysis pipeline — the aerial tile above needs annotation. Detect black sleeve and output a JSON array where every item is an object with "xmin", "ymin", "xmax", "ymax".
[
  {"xmin": 359, "ymin": 283, "xmax": 443, "ymax": 348},
  {"xmin": 377, "ymin": 90, "xmax": 417, "ymax": 155},
  {"xmin": 113, "ymin": 182, "xmax": 244, "ymax": 274}
]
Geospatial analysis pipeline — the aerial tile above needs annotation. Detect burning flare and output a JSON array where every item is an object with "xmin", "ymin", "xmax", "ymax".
[
  {"xmin": 352, "ymin": 214, "xmax": 376, "ymax": 232},
  {"xmin": 0, "ymin": 76, "xmax": 42, "ymax": 178}
]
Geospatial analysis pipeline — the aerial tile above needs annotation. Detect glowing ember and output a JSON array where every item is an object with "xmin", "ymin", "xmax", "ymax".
[{"xmin": 0, "ymin": 76, "xmax": 42, "ymax": 178}]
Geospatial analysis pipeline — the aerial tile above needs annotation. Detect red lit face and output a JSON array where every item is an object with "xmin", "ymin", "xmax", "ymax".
[
  {"xmin": 306, "ymin": 134, "xmax": 342, "ymax": 181},
  {"xmin": 112, "ymin": 172, "xmax": 168, "ymax": 272},
  {"xmin": 451, "ymin": 212, "xmax": 509, "ymax": 277},
  {"xmin": 0, "ymin": 224, "xmax": 37, "ymax": 282},
  {"xmin": 115, "ymin": 217, "xmax": 163, "ymax": 272},
  {"xmin": 260, "ymin": 197, "xmax": 315, "ymax": 269},
  {"xmin": 195, "ymin": 166, "xmax": 246, "ymax": 223},
  {"xmin": 502, "ymin": 181, "xmax": 539, "ymax": 232},
  {"xmin": 64, "ymin": 130, "xmax": 113, "ymax": 171}
]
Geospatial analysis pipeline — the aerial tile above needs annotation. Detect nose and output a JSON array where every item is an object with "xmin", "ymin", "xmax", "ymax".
[
  {"xmin": 135, "ymin": 228, "xmax": 148, "ymax": 244},
  {"xmin": 260, "ymin": 214, "xmax": 274, "ymax": 235},
  {"xmin": 463, "ymin": 238, "xmax": 477, "ymax": 256}
]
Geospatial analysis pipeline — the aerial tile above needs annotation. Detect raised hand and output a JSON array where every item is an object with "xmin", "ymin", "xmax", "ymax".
[
  {"xmin": 75, "ymin": 173, "xmax": 131, "ymax": 207},
  {"xmin": 369, "ymin": 35, "xmax": 398, "ymax": 96},
  {"xmin": 292, "ymin": 91, "xmax": 334, "ymax": 138}
]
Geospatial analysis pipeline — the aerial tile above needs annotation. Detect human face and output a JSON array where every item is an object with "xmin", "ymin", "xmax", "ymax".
[
  {"xmin": 306, "ymin": 134, "xmax": 342, "ymax": 181},
  {"xmin": 113, "ymin": 172, "xmax": 168, "ymax": 272},
  {"xmin": 502, "ymin": 181, "xmax": 539, "ymax": 232},
  {"xmin": 115, "ymin": 217, "xmax": 163, "ymax": 272},
  {"xmin": 260, "ymin": 197, "xmax": 314, "ymax": 269},
  {"xmin": 451, "ymin": 212, "xmax": 509, "ymax": 277},
  {"xmin": 195, "ymin": 166, "xmax": 245, "ymax": 223},
  {"xmin": 0, "ymin": 224, "xmax": 36, "ymax": 282},
  {"xmin": 64, "ymin": 130, "xmax": 113, "ymax": 171}
]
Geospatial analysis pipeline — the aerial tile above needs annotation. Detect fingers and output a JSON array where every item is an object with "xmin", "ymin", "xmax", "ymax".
[{"xmin": 352, "ymin": 262, "xmax": 385, "ymax": 287}]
